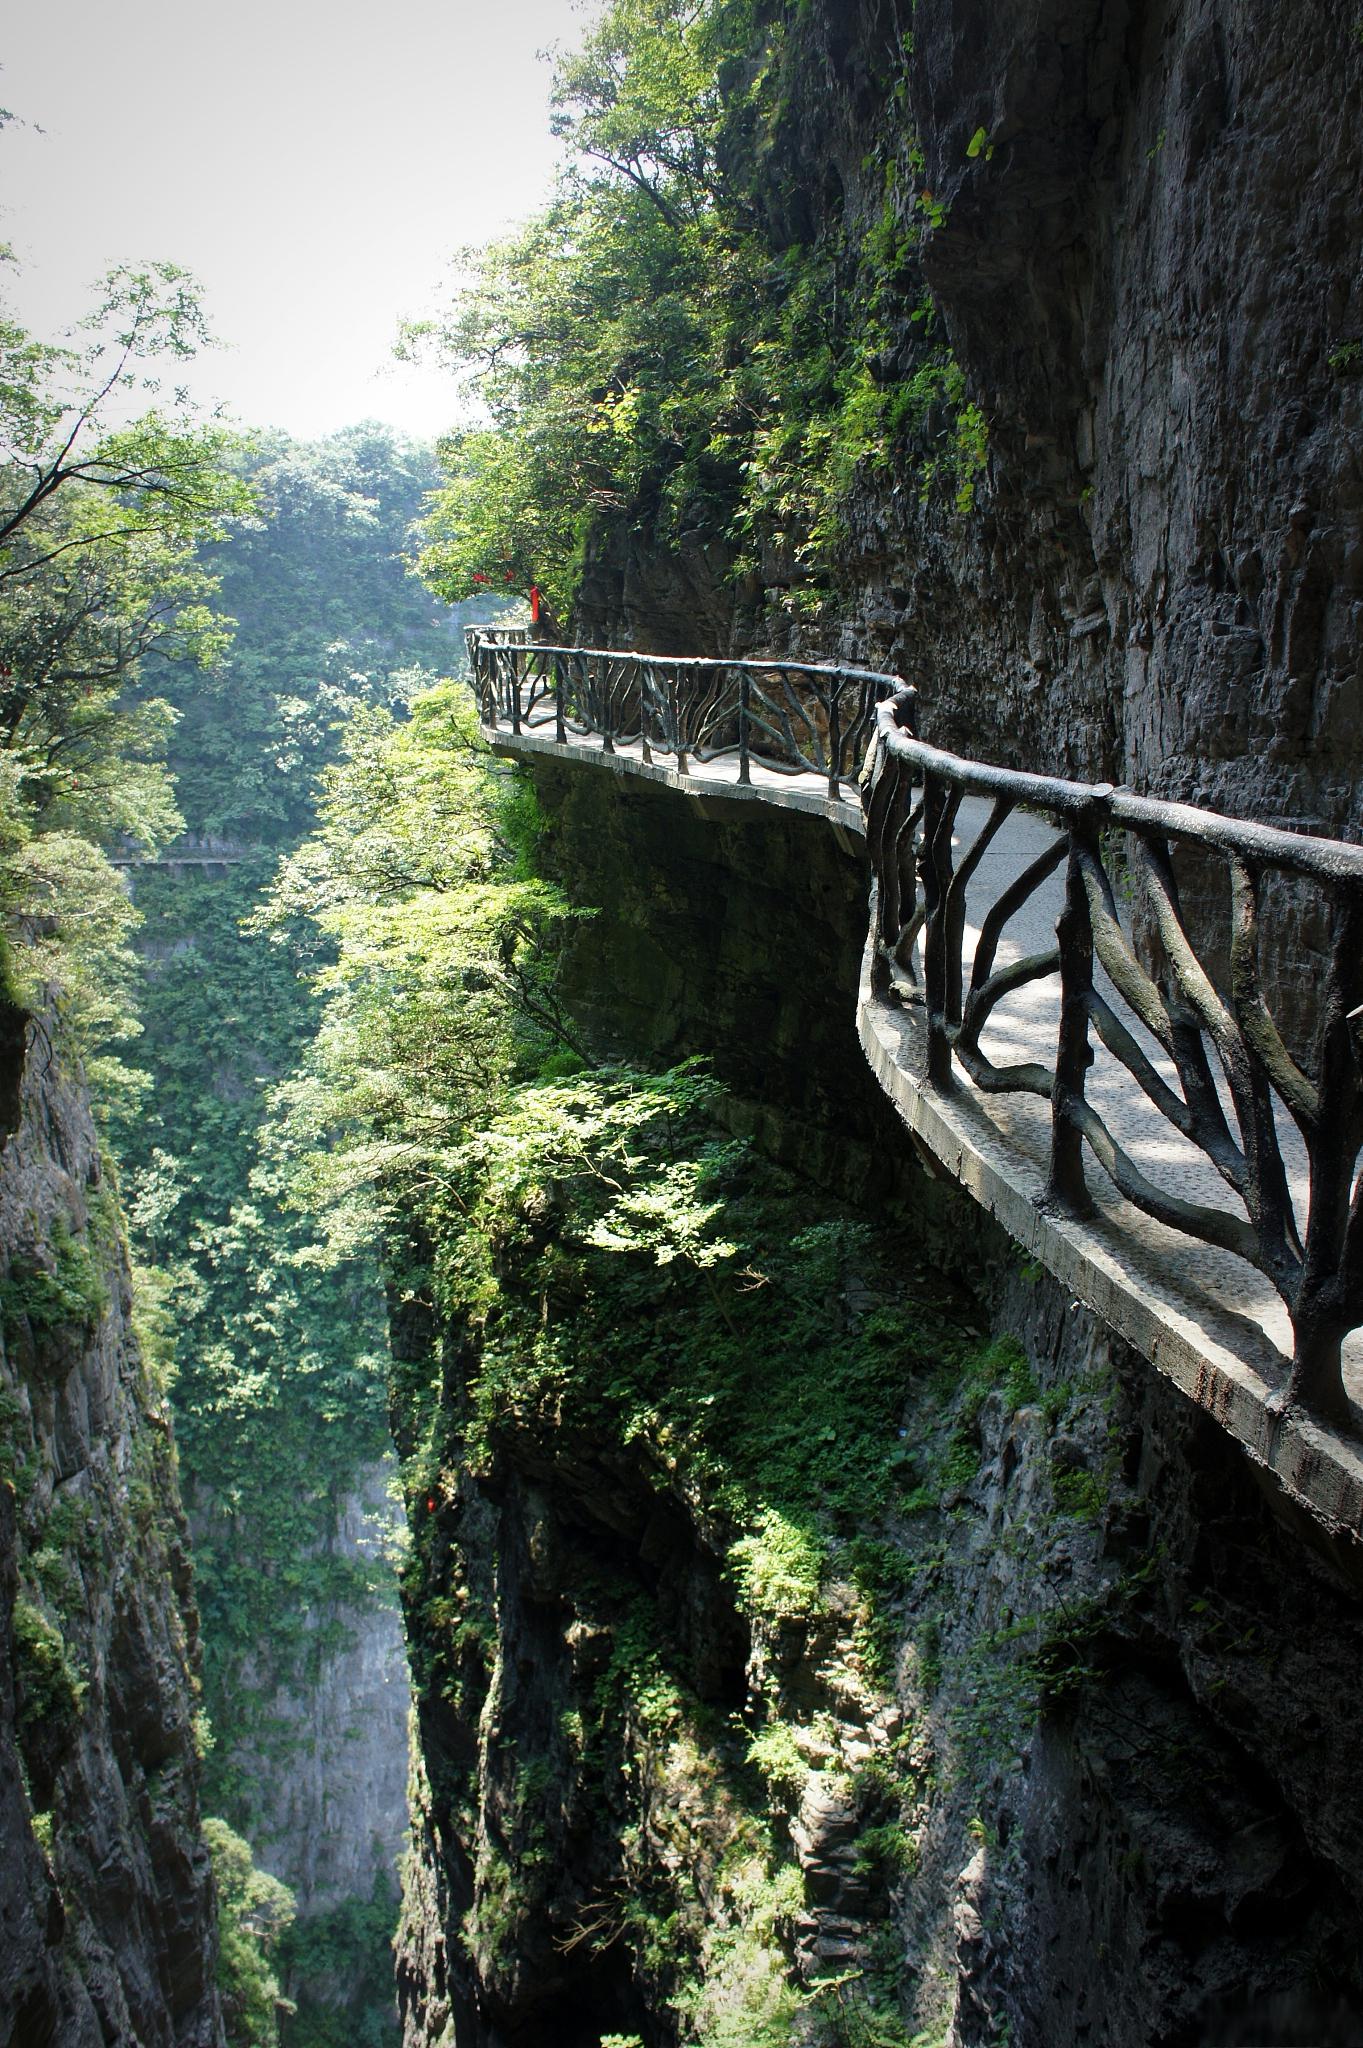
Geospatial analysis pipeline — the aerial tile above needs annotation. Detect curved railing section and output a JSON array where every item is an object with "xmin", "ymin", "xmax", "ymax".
[
  {"xmin": 467, "ymin": 626, "xmax": 890, "ymax": 799},
  {"xmin": 472, "ymin": 631, "xmax": 1363, "ymax": 1429},
  {"xmin": 865, "ymin": 693, "xmax": 1363, "ymax": 1427}
]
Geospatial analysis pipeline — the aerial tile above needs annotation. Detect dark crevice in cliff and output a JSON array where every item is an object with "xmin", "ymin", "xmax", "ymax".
[{"xmin": 0, "ymin": 999, "xmax": 27, "ymax": 1151}]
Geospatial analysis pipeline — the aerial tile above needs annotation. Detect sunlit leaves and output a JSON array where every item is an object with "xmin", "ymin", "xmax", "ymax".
[
  {"xmin": 412, "ymin": 0, "xmax": 986, "ymax": 619},
  {"xmin": 258, "ymin": 682, "xmax": 580, "ymax": 1257},
  {"xmin": 411, "ymin": 0, "xmax": 760, "ymax": 614},
  {"xmin": 0, "ymin": 262, "xmax": 253, "ymax": 1061}
]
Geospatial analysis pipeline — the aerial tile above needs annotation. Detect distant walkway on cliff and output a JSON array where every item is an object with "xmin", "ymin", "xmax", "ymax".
[{"xmin": 470, "ymin": 630, "xmax": 1363, "ymax": 1536}]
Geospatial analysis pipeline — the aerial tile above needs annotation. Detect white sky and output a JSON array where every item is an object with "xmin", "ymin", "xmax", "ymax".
[{"xmin": 1, "ymin": 0, "xmax": 584, "ymax": 442}]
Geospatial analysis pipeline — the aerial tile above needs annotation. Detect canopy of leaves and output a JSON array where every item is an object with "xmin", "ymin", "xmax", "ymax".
[
  {"xmin": 410, "ymin": 0, "xmax": 985, "ymax": 622},
  {"xmin": 259, "ymin": 683, "xmax": 581, "ymax": 1258},
  {"xmin": 0, "ymin": 262, "xmax": 251, "ymax": 1054},
  {"xmin": 108, "ymin": 428, "xmax": 469, "ymax": 1855},
  {"xmin": 157, "ymin": 423, "xmax": 458, "ymax": 846},
  {"xmin": 205, "ymin": 1816, "xmax": 297, "ymax": 2048}
]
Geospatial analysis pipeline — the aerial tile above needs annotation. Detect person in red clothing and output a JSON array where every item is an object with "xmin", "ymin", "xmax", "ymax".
[{"xmin": 470, "ymin": 569, "xmax": 562, "ymax": 641}]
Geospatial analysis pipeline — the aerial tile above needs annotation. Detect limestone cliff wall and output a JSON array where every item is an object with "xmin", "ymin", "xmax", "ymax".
[
  {"xmin": 399, "ymin": 7, "xmax": 1363, "ymax": 2031},
  {"xmin": 222, "ymin": 1458, "xmax": 409, "ymax": 1916},
  {"xmin": 0, "ymin": 1003, "xmax": 222, "ymax": 2048},
  {"xmin": 574, "ymin": 0, "xmax": 1362, "ymax": 839}
]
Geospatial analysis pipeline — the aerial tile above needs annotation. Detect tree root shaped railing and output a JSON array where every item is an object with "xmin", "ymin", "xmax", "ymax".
[
  {"xmin": 866, "ymin": 693, "xmax": 1363, "ymax": 1428},
  {"xmin": 467, "ymin": 627, "xmax": 888, "ymax": 797},
  {"xmin": 471, "ymin": 630, "xmax": 1363, "ymax": 1429}
]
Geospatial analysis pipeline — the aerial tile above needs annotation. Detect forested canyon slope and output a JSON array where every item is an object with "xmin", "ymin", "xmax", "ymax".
[{"xmin": 1, "ymin": 2, "xmax": 1361, "ymax": 2048}]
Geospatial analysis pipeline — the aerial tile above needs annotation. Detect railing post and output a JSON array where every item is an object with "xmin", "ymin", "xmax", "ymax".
[
  {"xmin": 510, "ymin": 649, "xmax": 522, "ymax": 736},
  {"xmin": 600, "ymin": 657, "xmax": 615, "ymax": 754},
  {"xmin": 554, "ymin": 650, "xmax": 567, "ymax": 745},
  {"xmin": 1284, "ymin": 884, "xmax": 1363, "ymax": 1424},
  {"xmin": 640, "ymin": 656, "xmax": 653, "ymax": 765},
  {"xmin": 738, "ymin": 669, "xmax": 751, "ymax": 784},
  {"xmin": 827, "ymin": 676, "xmax": 843, "ymax": 801},
  {"xmin": 920, "ymin": 773, "xmax": 954, "ymax": 1089},
  {"xmin": 1045, "ymin": 826, "xmax": 1097, "ymax": 1218},
  {"xmin": 673, "ymin": 667, "xmax": 688, "ymax": 776}
]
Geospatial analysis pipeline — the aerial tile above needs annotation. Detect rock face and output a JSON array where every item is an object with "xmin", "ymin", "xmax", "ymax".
[
  {"xmin": 574, "ymin": 0, "xmax": 1363, "ymax": 842},
  {"xmin": 0, "ymin": 1006, "xmax": 222, "ymax": 2047},
  {"xmin": 224, "ymin": 1458, "xmax": 409, "ymax": 1915},
  {"xmin": 394, "ymin": 765, "xmax": 1363, "ymax": 2046}
]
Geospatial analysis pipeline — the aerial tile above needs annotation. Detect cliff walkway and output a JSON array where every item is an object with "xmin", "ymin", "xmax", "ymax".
[{"xmin": 471, "ymin": 629, "xmax": 1363, "ymax": 1533}]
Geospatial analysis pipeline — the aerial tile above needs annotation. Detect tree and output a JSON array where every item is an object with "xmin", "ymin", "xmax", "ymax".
[
  {"xmin": 0, "ymin": 261, "xmax": 245, "ymax": 559},
  {"xmin": 407, "ymin": 0, "xmax": 760, "ymax": 617},
  {"xmin": 0, "ymin": 262, "xmax": 252, "ymax": 1055},
  {"xmin": 408, "ymin": 0, "xmax": 985, "ymax": 625},
  {"xmin": 258, "ymin": 683, "xmax": 580, "ymax": 1256},
  {"xmin": 203, "ymin": 1816, "xmax": 297, "ymax": 2048}
]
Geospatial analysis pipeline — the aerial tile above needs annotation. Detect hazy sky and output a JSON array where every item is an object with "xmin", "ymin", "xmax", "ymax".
[{"xmin": 2, "ymin": 0, "xmax": 584, "ymax": 442}]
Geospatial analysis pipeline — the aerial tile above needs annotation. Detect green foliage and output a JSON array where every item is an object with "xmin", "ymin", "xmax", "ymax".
[
  {"xmin": 283, "ymin": 811, "xmax": 958, "ymax": 2032},
  {"xmin": 594, "ymin": 1598, "xmax": 691, "ymax": 1738},
  {"xmin": 11, "ymin": 1592, "xmax": 85, "ymax": 1731},
  {"xmin": 156, "ymin": 424, "xmax": 454, "ymax": 848},
  {"xmin": 958, "ymin": 1337, "xmax": 1038, "ymax": 1428},
  {"xmin": 410, "ymin": 0, "xmax": 986, "ymax": 618},
  {"xmin": 108, "ymin": 427, "xmax": 455, "ymax": 1874},
  {"xmin": 113, "ymin": 859, "xmax": 395, "ymax": 1818},
  {"xmin": 1052, "ymin": 1462, "xmax": 1107, "ymax": 1522},
  {"xmin": 848, "ymin": 1537, "xmax": 922, "ymax": 1685},
  {"xmin": 746, "ymin": 1718, "xmax": 807, "ymax": 1803},
  {"xmin": 852, "ymin": 1821, "xmax": 918, "ymax": 1885},
  {"xmin": 205, "ymin": 1816, "xmax": 297, "ymax": 2048},
  {"xmin": 408, "ymin": 1064, "xmax": 964, "ymax": 1577},
  {"xmin": 674, "ymin": 1857, "xmax": 805, "ymax": 2048},
  {"xmin": 1029, "ymin": 1595, "xmax": 1116, "ymax": 1705},
  {"xmin": 0, "ymin": 264, "xmax": 252, "ymax": 1060},
  {"xmin": 0, "ymin": 1384, "xmax": 30, "ymax": 1490},
  {"xmin": 890, "ymin": 1334, "xmax": 1037, "ymax": 1512},
  {"xmin": 28, "ymin": 1488, "xmax": 101, "ymax": 1613},
  {"xmin": 728, "ymin": 1507, "xmax": 825, "ymax": 1624},
  {"xmin": 258, "ymin": 685, "xmax": 581, "ymax": 1262},
  {"xmin": 807, "ymin": 1972, "xmax": 917, "ymax": 2048},
  {"xmin": 0, "ymin": 1212, "xmax": 108, "ymax": 1343},
  {"xmin": 276, "ymin": 1875, "xmax": 399, "ymax": 2048}
]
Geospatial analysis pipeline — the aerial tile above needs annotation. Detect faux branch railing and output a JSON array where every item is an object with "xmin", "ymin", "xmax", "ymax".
[
  {"xmin": 866, "ymin": 688, "xmax": 1363, "ymax": 1424},
  {"xmin": 467, "ymin": 627, "xmax": 887, "ymax": 798},
  {"xmin": 473, "ymin": 631, "xmax": 1363, "ymax": 1426}
]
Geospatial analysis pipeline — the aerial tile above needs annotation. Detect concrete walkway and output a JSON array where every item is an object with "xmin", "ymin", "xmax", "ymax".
[{"xmin": 486, "ymin": 712, "xmax": 1363, "ymax": 1533}]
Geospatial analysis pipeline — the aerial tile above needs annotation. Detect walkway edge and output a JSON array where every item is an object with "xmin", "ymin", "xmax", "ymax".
[
  {"xmin": 487, "ymin": 726, "xmax": 866, "ymax": 836},
  {"xmin": 856, "ymin": 942, "xmax": 1363, "ymax": 1537}
]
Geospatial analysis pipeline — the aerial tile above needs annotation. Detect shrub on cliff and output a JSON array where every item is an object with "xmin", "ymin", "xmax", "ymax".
[{"xmin": 205, "ymin": 1816, "xmax": 297, "ymax": 2048}]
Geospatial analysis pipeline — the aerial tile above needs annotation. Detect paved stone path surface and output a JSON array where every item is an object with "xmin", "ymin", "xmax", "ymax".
[{"xmin": 488, "ymin": 709, "xmax": 1363, "ymax": 1527}]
